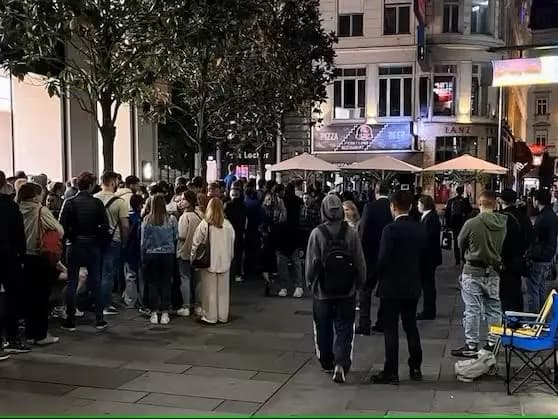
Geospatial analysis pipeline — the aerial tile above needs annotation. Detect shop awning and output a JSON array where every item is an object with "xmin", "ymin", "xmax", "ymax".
[
  {"xmin": 316, "ymin": 151, "xmax": 424, "ymax": 168},
  {"xmin": 423, "ymin": 154, "xmax": 508, "ymax": 174},
  {"xmin": 269, "ymin": 152, "xmax": 338, "ymax": 172},
  {"xmin": 345, "ymin": 155, "xmax": 422, "ymax": 172}
]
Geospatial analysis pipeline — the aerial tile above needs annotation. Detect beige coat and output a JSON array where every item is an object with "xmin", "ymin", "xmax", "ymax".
[
  {"xmin": 19, "ymin": 200, "xmax": 64, "ymax": 255},
  {"xmin": 177, "ymin": 209, "xmax": 204, "ymax": 260}
]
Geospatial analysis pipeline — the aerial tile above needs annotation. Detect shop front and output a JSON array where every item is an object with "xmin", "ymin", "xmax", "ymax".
[{"xmin": 223, "ymin": 146, "xmax": 276, "ymax": 181}]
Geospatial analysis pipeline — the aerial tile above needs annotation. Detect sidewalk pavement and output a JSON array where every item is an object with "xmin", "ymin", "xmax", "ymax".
[{"xmin": 1, "ymin": 252, "xmax": 557, "ymax": 416}]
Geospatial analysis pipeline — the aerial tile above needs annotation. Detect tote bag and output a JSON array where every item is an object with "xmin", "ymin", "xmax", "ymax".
[
  {"xmin": 38, "ymin": 207, "xmax": 63, "ymax": 266},
  {"xmin": 192, "ymin": 221, "xmax": 211, "ymax": 269}
]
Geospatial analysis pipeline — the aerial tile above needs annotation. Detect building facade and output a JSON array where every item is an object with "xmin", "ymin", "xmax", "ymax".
[
  {"xmin": 313, "ymin": 0, "xmax": 513, "ymax": 197},
  {"xmin": 0, "ymin": 70, "xmax": 158, "ymax": 183}
]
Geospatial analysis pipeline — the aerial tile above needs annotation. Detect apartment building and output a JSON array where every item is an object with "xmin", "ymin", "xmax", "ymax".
[{"xmin": 313, "ymin": 0, "xmax": 513, "ymax": 196}]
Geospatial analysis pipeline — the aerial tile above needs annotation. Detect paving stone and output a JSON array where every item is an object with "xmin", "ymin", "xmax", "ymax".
[
  {"xmin": 432, "ymin": 390, "xmax": 522, "ymax": 414},
  {"xmin": 0, "ymin": 361, "xmax": 144, "ymax": 389},
  {"xmin": 205, "ymin": 333, "xmax": 313, "ymax": 353},
  {"xmin": 348, "ymin": 389, "xmax": 435, "ymax": 413},
  {"xmin": 0, "ymin": 390, "xmax": 91, "ymax": 415},
  {"xmin": 120, "ymin": 371, "xmax": 281, "ymax": 403},
  {"xmin": 65, "ymin": 387, "xmax": 147, "ymax": 403},
  {"xmin": 122, "ymin": 361, "xmax": 191, "ymax": 373},
  {"xmin": 47, "ymin": 342, "xmax": 183, "ymax": 363},
  {"xmin": 256, "ymin": 383, "xmax": 356, "ymax": 414},
  {"xmin": 137, "ymin": 393, "xmax": 223, "ymax": 411},
  {"xmin": 167, "ymin": 349, "xmax": 310, "ymax": 374},
  {"xmin": 18, "ymin": 352, "xmax": 125, "ymax": 369},
  {"xmin": 0, "ymin": 378, "xmax": 75, "ymax": 396},
  {"xmin": 251, "ymin": 372, "xmax": 291, "ymax": 383},
  {"xmin": 185, "ymin": 366, "xmax": 258, "ymax": 379},
  {"xmin": 215, "ymin": 400, "xmax": 262, "ymax": 415},
  {"xmin": 520, "ymin": 393, "xmax": 558, "ymax": 414},
  {"xmin": 67, "ymin": 400, "xmax": 211, "ymax": 415}
]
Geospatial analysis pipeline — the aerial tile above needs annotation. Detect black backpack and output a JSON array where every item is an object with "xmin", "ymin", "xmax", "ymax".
[
  {"xmin": 318, "ymin": 222, "xmax": 355, "ymax": 295},
  {"xmin": 450, "ymin": 197, "xmax": 465, "ymax": 221}
]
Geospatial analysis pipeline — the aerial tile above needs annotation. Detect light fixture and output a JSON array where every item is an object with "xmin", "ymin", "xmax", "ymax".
[{"xmin": 142, "ymin": 161, "xmax": 153, "ymax": 181}]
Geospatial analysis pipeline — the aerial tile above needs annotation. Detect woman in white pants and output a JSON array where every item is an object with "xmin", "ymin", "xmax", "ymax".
[{"xmin": 191, "ymin": 198, "xmax": 235, "ymax": 324}]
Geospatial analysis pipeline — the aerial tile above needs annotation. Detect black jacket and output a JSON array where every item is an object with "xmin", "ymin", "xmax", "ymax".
[
  {"xmin": 421, "ymin": 210, "xmax": 442, "ymax": 268},
  {"xmin": 376, "ymin": 215, "xmax": 426, "ymax": 300},
  {"xmin": 224, "ymin": 198, "xmax": 247, "ymax": 236},
  {"xmin": 0, "ymin": 194, "xmax": 25, "ymax": 259},
  {"xmin": 59, "ymin": 190, "xmax": 109, "ymax": 245},
  {"xmin": 500, "ymin": 205, "xmax": 534, "ymax": 269},
  {"xmin": 445, "ymin": 195, "xmax": 473, "ymax": 230},
  {"xmin": 527, "ymin": 205, "xmax": 558, "ymax": 262},
  {"xmin": 360, "ymin": 197, "xmax": 392, "ymax": 277},
  {"xmin": 275, "ymin": 194, "xmax": 303, "ymax": 253}
]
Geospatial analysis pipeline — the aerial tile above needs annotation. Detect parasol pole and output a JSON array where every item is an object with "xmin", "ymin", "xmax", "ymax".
[{"xmin": 496, "ymin": 86, "xmax": 503, "ymax": 192}]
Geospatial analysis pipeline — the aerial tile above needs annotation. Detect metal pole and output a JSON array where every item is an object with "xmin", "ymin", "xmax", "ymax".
[
  {"xmin": 496, "ymin": 86, "xmax": 503, "ymax": 191},
  {"xmin": 9, "ymin": 72, "xmax": 15, "ymax": 175}
]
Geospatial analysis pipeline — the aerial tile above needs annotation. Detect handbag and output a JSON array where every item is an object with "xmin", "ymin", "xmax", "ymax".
[
  {"xmin": 441, "ymin": 229, "xmax": 453, "ymax": 251},
  {"xmin": 38, "ymin": 206, "xmax": 63, "ymax": 266},
  {"xmin": 192, "ymin": 221, "xmax": 211, "ymax": 269}
]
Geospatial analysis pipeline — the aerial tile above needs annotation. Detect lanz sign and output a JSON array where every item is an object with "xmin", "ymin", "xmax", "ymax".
[
  {"xmin": 312, "ymin": 123, "xmax": 413, "ymax": 153},
  {"xmin": 445, "ymin": 125, "xmax": 473, "ymax": 135}
]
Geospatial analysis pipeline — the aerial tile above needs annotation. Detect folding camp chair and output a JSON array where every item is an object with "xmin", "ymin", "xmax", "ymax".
[
  {"xmin": 493, "ymin": 293, "xmax": 558, "ymax": 395},
  {"xmin": 490, "ymin": 290, "xmax": 557, "ymax": 357}
]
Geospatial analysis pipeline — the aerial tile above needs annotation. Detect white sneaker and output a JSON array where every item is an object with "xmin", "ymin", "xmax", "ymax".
[
  {"xmin": 332, "ymin": 365, "xmax": 346, "ymax": 383},
  {"xmin": 150, "ymin": 313, "xmax": 159, "ymax": 324},
  {"xmin": 35, "ymin": 334, "xmax": 60, "ymax": 346},
  {"xmin": 160, "ymin": 312, "xmax": 170, "ymax": 325},
  {"xmin": 278, "ymin": 288, "xmax": 288, "ymax": 297},
  {"xmin": 75, "ymin": 308, "xmax": 84, "ymax": 318},
  {"xmin": 235, "ymin": 276, "xmax": 244, "ymax": 282},
  {"xmin": 194, "ymin": 306, "xmax": 203, "ymax": 316},
  {"xmin": 176, "ymin": 308, "xmax": 190, "ymax": 317},
  {"xmin": 293, "ymin": 287, "xmax": 304, "ymax": 298},
  {"xmin": 0, "ymin": 353, "xmax": 9, "ymax": 361}
]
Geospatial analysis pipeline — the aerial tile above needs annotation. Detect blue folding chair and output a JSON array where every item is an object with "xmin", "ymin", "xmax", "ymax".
[{"xmin": 500, "ymin": 293, "xmax": 558, "ymax": 395}]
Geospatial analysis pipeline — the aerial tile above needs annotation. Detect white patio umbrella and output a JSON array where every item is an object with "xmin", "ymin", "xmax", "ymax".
[
  {"xmin": 423, "ymin": 154, "xmax": 508, "ymax": 174},
  {"xmin": 269, "ymin": 152, "xmax": 338, "ymax": 172},
  {"xmin": 345, "ymin": 155, "xmax": 422, "ymax": 180}
]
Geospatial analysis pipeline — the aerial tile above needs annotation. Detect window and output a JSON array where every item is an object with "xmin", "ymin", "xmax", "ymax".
[
  {"xmin": 333, "ymin": 68, "xmax": 366, "ymax": 119},
  {"xmin": 338, "ymin": 14, "xmax": 364, "ymax": 37},
  {"xmin": 536, "ymin": 97, "xmax": 549, "ymax": 115},
  {"xmin": 471, "ymin": 0, "xmax": 490, "ymax": 34},
  {"xmin": 435, "ymin": 136, "xmax": 478, "ymax": 163},
  {"xmin": 433, "ymin": 65, "xmax": 456, "ymax": 116},
  {"xmin": 378, "ymin": 66, "xmax": 413, "ymax": 117},
  {"xmin": 535, "ymin": 129, "xmax": 548, "ymax": 146},
  {"xmin": 471, "ymin": 64, "xmax": 488, "ymax": 117},
  {"xmin": 443, "ymin": 0, "xmax": 459, "ymax": 33},
  {"xmin": 384, "ymin": 4, "xmax": 410, "ymax": 35}
]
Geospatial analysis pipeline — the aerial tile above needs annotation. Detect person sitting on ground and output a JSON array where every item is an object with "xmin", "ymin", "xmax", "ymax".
[{"xmin": 305, "ymin": 194, "xmax": 366, "ymax": 384}]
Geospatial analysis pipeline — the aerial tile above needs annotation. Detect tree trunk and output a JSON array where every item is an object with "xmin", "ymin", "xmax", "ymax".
[
  {"xmin": 100, "ymin": 99, "xmax": 116, "ymax": 173},
  {"xmin": 257, "ymin": 147, "xmax": 265, "ymax": 180}
]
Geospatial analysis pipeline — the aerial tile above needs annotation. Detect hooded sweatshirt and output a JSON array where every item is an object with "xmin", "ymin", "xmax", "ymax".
[
  {"xmin": 305, "ymin": 194, "xmax": 366, "ymax": 300},
  {"xmin": 19, "ymin": 200, "xmax": 64, "ymax": 255},
  {"xmin": 458, "ymin": 210, "xmax": 507, "ymax": 275}
]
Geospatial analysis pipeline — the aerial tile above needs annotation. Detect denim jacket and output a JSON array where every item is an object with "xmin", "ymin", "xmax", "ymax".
[{"xmin": 141, "ymin": 216, "xmax": 178, "ymax": 255}]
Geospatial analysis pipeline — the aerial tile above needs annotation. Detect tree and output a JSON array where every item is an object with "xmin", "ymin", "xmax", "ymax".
[{"xmin": 0, "ymin": 0, "xmax": 178, "ymax": 171}]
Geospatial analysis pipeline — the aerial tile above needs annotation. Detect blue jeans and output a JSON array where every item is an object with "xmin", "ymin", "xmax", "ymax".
[
  {"xmin": 66, "ymin": 241, "xmax": 103, "ymax": 319},
  {"xmin": 461, "ymin": 272, "xmax": 501, "ymax": 347},
  {"xmin": 277, "ymin": 250, "xmax": 303, "ymax": 290},
  {"xmin": 178, "ymin": 259, "xmax": 197, "ymax": 309},
  {"xmin": 526, "ymin": 261, "xmax": 552, "ymax": 313},
  {"xmin": 101, "ymin": 241, "xmax": 121, "ymax": 309}
]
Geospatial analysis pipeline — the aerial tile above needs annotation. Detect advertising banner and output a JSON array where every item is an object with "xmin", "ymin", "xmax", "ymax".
[
  {"xmin": 312, "ymin": 122, "xmax": 413, "ymax": 153},
  {"xmin": 493, "ymin": 57, "xmax": 558, "ymax": 87}
]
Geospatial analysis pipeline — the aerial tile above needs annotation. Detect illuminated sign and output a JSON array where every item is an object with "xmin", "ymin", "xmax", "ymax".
[
  {"xmin": 414, "ymin": 0, "xmax": 426, "ymax": 24},
  {"xmin": 492, "ymin": 57, "xmax": 558, "ymax": 87}
]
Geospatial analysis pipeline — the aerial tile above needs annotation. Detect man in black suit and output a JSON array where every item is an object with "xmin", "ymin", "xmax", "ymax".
[
  {"xmin": 417, "ymin": 194, "xmax": 442, "ymax": 320},
  {"xmin": 445, "ymin": 186, "xmax": 473, "ymax": 265},
  {"xmin": 372, "ymin": 191, "xmax": 426, "ymax": 384},
  {"xmin": 357, "ymin": 182, "xmax": 393, "ymax": 335}
]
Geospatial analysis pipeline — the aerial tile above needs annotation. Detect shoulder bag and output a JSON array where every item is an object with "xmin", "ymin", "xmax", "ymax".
[
  {"xmin": 38, "ymin": 206, "xmax": 63, "ymax": 266},
  {"xmin": 192, "ymin": 220, "xmax": 211, "ymax": 269}
]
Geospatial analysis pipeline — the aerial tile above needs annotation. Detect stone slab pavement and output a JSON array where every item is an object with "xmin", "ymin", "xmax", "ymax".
[{"xmin": 1, "ymin": 252, "xmax": 557, "ymax": 416}]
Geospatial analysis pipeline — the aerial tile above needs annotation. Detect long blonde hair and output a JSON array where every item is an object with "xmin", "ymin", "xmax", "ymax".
[
  {"xmin": 144, "ymin": 194, "xmax": 167, "ymax": 226},
  {"xmin": 343, "ymin": 200, "xmax": 360, "ymax": 224},
  {"xmin": 205, "ymin": 197, "xmax": 224, "ymax": 228}
]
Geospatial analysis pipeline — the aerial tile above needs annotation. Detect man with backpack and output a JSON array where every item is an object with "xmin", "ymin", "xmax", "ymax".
[
  {"xmin": 445, "ymin": 186, "xmax": 473, "ymax": 265},
  {"xmin": 498, "ymin": 189, "xmax": 534, "ymax": 312},
  {"xmin": 306, "ymin": 194, "xmax": 366, "ymax": 384},
  {"xmin": 94, "ymin": 172, "xmax": 130, "ymax": 316},
  {"xmin": 59, "ymin": 172, "xmax": 110, "ymax": 331},
  {"xmin": 371, "ymin": 191, "xmax": 426, "ymax": 384}
]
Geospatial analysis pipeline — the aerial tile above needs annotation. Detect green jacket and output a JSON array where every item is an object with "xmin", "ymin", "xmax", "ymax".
[{"xmin": 458, "ymin": 211, "xmax": 507, "ymax": 275}]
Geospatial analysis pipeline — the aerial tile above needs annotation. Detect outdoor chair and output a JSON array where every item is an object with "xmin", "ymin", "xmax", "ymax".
[{"xmin": 489, "ymin": 292, "xmax": 558, "ymax": 395}]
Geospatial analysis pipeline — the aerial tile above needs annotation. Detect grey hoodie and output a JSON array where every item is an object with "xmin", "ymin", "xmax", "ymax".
[
  {"xmin": 458, "ymin": 211, "xmax": 507, "ymax": 275},
  {"xmin": 305, "ymin": 195, "xmax": 366, "ymax": 300}
]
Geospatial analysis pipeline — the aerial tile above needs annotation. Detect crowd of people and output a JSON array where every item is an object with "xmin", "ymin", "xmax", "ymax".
[{"xmin": 1, "ymin": 164, "xmax": 557, "ymax": 388}]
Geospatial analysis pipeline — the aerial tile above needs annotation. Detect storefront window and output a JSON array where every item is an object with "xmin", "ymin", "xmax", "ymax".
[
  {"xmin": 433, "ymin": 65, "xmax": 456, "ymax": 116},
  {"xmin": 435, "ymin": 136, "xmax": 478, "ymax": 163}
]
